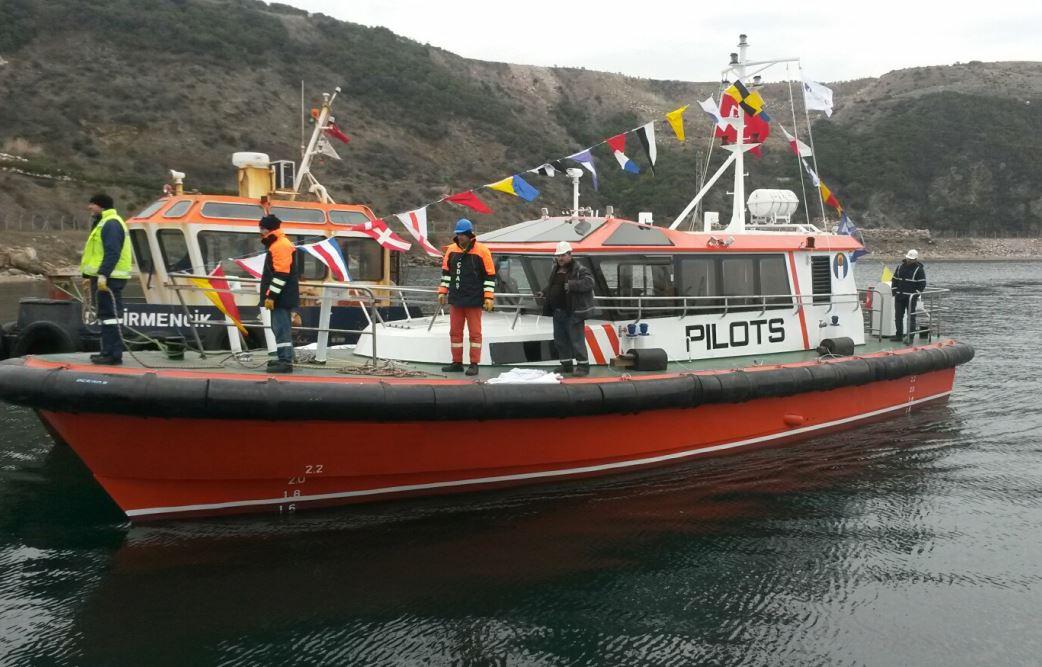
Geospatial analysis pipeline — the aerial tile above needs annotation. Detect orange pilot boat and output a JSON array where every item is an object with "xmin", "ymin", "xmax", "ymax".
[{"xmin": 0, "ymin": 37, "xmax": 973, "ymax": 521}]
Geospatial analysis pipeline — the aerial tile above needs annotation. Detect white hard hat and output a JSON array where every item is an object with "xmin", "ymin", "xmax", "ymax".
[
  {"xmin": 905, "ymin": 249, "xmax": 919, "ymax": 260},
  {"xmin": 554, "ymin": 241, "xmax": 573, "ymax": 255}
]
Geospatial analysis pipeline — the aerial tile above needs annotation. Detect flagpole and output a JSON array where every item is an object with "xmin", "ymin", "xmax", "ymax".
[
  {"xmin": 799, "ymin": 66, "xmax": 828, "ymax": 231},
  {"xmin": 293, "ymin": 87, "xmax": 340, "ymax": 200}
]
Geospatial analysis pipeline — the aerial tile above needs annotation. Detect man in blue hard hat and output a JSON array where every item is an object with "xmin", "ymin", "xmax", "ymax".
[{"xmin": 437, "ymin": 219, "xmax": 496, "ymax": 376}]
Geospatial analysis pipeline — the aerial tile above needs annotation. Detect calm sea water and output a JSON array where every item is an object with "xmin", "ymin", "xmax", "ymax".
[{"xmin": 1, "ymin": 261, "xmax": 1040, "ymax": 666}]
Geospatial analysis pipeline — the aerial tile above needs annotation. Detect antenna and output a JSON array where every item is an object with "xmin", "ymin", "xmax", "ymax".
[{"xmin": 566, "ymin": 168, "xmax": 583, "ymax": 217}]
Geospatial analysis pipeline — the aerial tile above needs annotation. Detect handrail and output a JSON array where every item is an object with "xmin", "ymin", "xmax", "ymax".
[{"xmin": 162, "ymin": 271, "xmax": 953, "ymax": 364}]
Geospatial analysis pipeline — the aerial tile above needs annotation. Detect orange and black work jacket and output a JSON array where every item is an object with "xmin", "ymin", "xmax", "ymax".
[
  {"xmin": 439, "ymin": 239, "xmax": 495, "ymax": 308},
  {"xmin": 259, "ymin": 230, "xmax": 299, "ymax": 309}
]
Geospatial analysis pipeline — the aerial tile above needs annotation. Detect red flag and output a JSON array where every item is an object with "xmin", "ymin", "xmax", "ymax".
[
  {"xmin": 444, "ymin": 191, "xmax": 492, "ymax": 215},
  {"xmin": 325, "ymin": 121, "xmax": 351, "ymax": 144},
  {"xmin": 346, "ymin": 218, "xmax": 412, "ymax": 252},
  {"xmin": 606, "ymin": 133, "xmax": 627, "ymax": 153}
]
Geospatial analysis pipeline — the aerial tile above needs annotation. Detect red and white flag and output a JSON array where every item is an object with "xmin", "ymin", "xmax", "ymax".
[
  {"xmin": 395, "ymin": 207, "xmax": 441, "ymax": 257},
  {"xmin": 347, "ymin": 218, "xmax": 412, "ymax": 252},
  {"xmin": 300, "ymin": 237, "xmax": 350, "ymax": 281},
  {"xmin": 233, "ymin": 252, "xmax": 266, "ymax": 279},
  {"xmin": 779, "ymin": 124, "xmax": 813, "ymax": 158}
]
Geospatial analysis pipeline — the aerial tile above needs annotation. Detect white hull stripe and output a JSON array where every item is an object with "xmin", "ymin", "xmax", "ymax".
[{"xmin": 124, "ymin": 391, "xmax": 952, "ymax": 517}]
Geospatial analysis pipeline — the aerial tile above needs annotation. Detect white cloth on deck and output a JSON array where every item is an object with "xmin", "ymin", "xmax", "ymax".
[{"xmin": 486, "ymin": 368, "xmax": 562, "ymax": 384}]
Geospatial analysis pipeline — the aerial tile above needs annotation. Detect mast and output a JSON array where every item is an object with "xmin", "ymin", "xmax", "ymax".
[{"xmin": 293, "ymin": 86, "xmax": 341, "ymax": 203}]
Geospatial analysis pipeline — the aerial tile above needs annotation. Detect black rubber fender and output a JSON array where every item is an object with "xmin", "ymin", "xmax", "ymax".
[
  {"xmin": 0, "ymin": 342, "xmax": 977, "ymax": 421},
  {"xmin": 11, "ymin": 321, "xmax": 76, "ymax": 357}
]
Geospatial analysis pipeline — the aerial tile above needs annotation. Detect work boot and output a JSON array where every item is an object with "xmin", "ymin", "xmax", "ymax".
[
  {"xmin": 573, "ymin": 363, "xmax": 590, "ymax": 377},
  {"xmin": 90, "ymin": 354, "xmax": 122, "ymax": 365},
  {"xmin": 267, "ymin": 360, "xmax": 293, "ymax": 373},
  {"xmin": 442, "ymin": 362, "xmax": 464, "ymax": 373},
  {"xmin": 465, "ymin": 364, "xmax": 479, "ymax": 376},
  {"xmin": 890, "ymin": 335, "xmax": 904, "ymax": 342},
  {"xmin": 554, "ymin": 361, "xmax": 574, "ymax": 374}
]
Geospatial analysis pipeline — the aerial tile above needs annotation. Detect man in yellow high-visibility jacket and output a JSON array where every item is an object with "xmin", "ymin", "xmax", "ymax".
[{"xmin": 80, "ymin": 193, "xmax": 133, "ymax": 365}]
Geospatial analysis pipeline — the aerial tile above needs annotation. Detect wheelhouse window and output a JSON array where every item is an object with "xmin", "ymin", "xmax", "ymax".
[
  {"xmin": 157, "ymin": 229, "xmax": 193, "ymax": 273},
  {"xmin": 329, "ymin": 209, "xmax": 372, "ymax": 226},
  {"xmin": 163, "ymin": 200, "xmax": 192, "ymax": 218},
  {"xmin": 677, "ymin": 256, "xmax": 720, "ymax": 313},
  {"xmin": 129, "ymin": 229, "xmax": 154, "ymax": 274},
  {"xmin": 674, "ymin": 253, "xmax": 791, "ymax": 315},
  {"xmin": 335, "ymin": 237, "xmax": 383, "ymax": 282},
  {"xmin": 271, "ymin": 206, "xmax": 326, "ymax": 223},
  {"xmin": 198, "ymin": 231, "xmax": 327, "ymax": 280},
  {"xmin": 593, "ymin": 256, "xmax": 676, "ymax": 318},
  {"xmin": 494, "ymin": 255, "xmax": 533, "ymax": 307},
  {"xmin": 197, "ymin": 231, "xmax": 258, "ymax": 276},
  {"xmin": 130, "ymin": 200, "xmax": 166, "ymax": 219},
  {"xmin": 200, "ymin": 202, "xmax": 265, "ymax": 220}
]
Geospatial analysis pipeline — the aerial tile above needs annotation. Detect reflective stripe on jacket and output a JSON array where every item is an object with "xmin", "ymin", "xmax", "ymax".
[
  {"xmin": 439, "ymin": 240, "xmax": 495, "ymax": 308},
  {"xmin": 80, "ymin": 209, "xmax": 133, "ymax": 278},
  {"xmin": 892, "ymin": 261, "xmax": 926, "ymax": 296}
]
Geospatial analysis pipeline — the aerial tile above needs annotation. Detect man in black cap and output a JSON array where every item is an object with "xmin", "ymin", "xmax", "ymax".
[
  {"xmin": 257, "ymin": 214, "xmax": 299, "ymax": 372},
  {"xmin": 80, "ymin": 193, "xmax": 133, "ymax": 365}
]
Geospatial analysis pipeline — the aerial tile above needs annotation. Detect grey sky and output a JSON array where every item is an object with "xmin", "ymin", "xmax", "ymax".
[{"xmin": 283, "ymin": 0, "xmax": 1040, "ymax": 83}]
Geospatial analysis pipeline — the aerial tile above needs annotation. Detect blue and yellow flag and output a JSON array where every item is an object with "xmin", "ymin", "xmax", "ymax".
[{"xmin": 486, "ymin": 174, "xmax": 540, "ymax": 202}]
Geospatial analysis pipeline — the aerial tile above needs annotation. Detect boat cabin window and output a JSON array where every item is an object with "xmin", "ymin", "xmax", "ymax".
[
  {"xmin": 676, "ymin": 254, "xmax": 792, "ymax": 314},
  {"xmin": 129, "ymin": 229, "xmax": 154, "ymax": 274},
  {"xmin": 288, "ymin": 235, "xmax": 328, "ymax": 280},
  {"xmin": 198, "ymin": 231, "xmax": 327, "ymax": 280},
  {"xmin": 677, "ymin": 257, "xmax": 721, "ymax": 313},
  {"xmin": 594, "ymin": 256, "xmax": 676, "ymax": 318},
  {"xmin": 200, "ymin": 202, "xmax": 266, "ymax": 220},
  {"xmin": 163, "ymin": 200, "xmax": 192, "ymax": 218},
  {"xmin": 335, "ymin": 237, "xmax": 383, "ymax": 282},
  {"xmin": 131, "ymin": 200, "xmax": 166, "ymax": 219},
  {"xmin": 329, "ymin": 209, "xmax": 372, "ymax": 226},
  {"xmin": 494, "ymin": 255, "xmax": 532, "ymax": 307},
  {"xmin": 271, "ymin": 206, "xmax": 326, "ymax": 223},
  {"xmin": 157, "ymin": 229, "xmax": 193, "ymax": 273}
]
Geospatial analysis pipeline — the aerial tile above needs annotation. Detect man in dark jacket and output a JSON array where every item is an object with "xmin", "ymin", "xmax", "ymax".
[
  {"xmin": 438, "ymin": 219, "xmax": 496, "ymax": 376},
  {"xmin": 258, "ymin": 214, "xmax": 299, "ymax": 373},
  {"xmin": 542, "ymin": 241, "xmax": 596, "ymax": 376},
  {"xmin": 80, "ymin": 193, "xmax": 133, "ymax": 365},
  {"xmin": 892, "ymin": 248, "xmax": 927, "ymax": 341}
]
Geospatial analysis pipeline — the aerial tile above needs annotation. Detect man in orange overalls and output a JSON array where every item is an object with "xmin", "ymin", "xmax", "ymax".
[
  {"xmin": 258, "ymin": 214, "xmax": 299, "ymax": 373},
  {"xmin": 438, "ymin": 219, "xmax": 495, "ymax": 376}
]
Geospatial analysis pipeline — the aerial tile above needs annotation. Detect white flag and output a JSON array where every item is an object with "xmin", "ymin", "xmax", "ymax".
[
  {"xmin": 316, "ymin": 136, "xmax": 341, "ymax": 160},
  {"xmin": 779, "ymin": 124, "xmax": 813, "ymax": 158},
  {"xmin": 802, "ymin": 78, "xmax": 834, "ymax": 117}
]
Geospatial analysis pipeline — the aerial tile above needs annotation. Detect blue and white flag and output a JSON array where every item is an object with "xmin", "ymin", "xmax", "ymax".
[
  {"xmin": 566, "ymin": 148, "xmax": 599, "ymax": 190},
  {"xmin": 837, "ymin": 212, "xmax": 868, "ymax": 261},
  {"xmin": 301, "ymin": 237, "xmax": 351, "ymax": 281}
]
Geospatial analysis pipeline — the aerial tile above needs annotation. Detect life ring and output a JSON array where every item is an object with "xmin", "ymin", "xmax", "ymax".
[{"xmin": 11, "ymin": 321, "xmax": 77, "ymax": 357}]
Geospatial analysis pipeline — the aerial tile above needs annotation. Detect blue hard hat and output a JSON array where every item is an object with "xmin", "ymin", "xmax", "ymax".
[{"xmin": 454, "ymin": 218, "xmax": 474, "ymax": 235}]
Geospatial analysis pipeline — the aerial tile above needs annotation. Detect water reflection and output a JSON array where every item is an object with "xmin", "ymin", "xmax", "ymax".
[{"xmin": 58, "ymin": 406, "xmax": 965, "ymax": 664}]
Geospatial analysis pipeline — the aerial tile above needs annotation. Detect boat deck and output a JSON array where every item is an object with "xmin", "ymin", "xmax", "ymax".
[{"xmin": 35, "ymin": 337, "xmax": 922, "ymax": 382}]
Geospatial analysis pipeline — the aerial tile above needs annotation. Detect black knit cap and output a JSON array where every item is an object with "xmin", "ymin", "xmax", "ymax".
[
  {"xmin": 89, "ymin": 193, "xmax": 114, "ymax": 209},
  {"xmin": 259, "ymin": 214, "xmax": 282, "ymax": 231}
]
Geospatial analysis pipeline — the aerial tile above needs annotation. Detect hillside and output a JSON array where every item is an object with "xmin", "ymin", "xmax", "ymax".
[{"xmin": 1, "ymin": 0, "xmax": 1041, "ymax": 240}]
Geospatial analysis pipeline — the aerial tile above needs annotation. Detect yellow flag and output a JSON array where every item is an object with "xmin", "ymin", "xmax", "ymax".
[
  {"xmin": 880, "ymin": 266, "xmax": 894, "ymax": 285},
  {"xmin": 486, "ymin": 176, "xmax": 517, "ymax": 197},
  {"xmin": 666, "ymin": 105, "xmax": 688, "ymax": 142}
]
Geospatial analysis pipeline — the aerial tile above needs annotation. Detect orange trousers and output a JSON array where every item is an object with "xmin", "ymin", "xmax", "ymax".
[{"xmin": 449, "ymin": 306, "xmax": 483, "ymax": 364}]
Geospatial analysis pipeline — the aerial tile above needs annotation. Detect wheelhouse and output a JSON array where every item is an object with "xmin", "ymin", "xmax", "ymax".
[{"xmin": 126, "ymin": 195, "xmax": 398, "ymax": 307}]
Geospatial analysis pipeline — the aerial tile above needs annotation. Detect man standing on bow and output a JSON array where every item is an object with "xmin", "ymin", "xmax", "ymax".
[
  {"xmin": 543, "ymin": 241, "xmax": 595, "ymax": 376},
  {"xmin": 892, "ymin": 248, "xmax": 927, "ymax": 342},
  {"xmin": 258, "ymin": 214, "xmax": 299, "ymax": 373},
  {"xmin": 438, "ymin": 219, "xmax": 496, "ymax": 376},
  {"xmin": 81, "ymin": 193, "xmax": 133, "ymax": 365}
]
